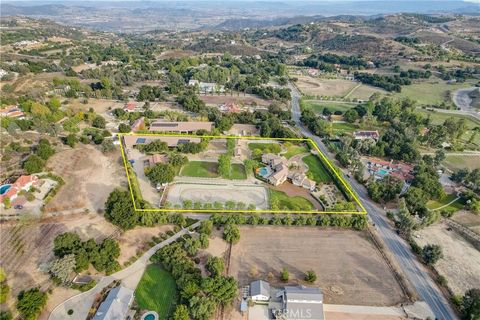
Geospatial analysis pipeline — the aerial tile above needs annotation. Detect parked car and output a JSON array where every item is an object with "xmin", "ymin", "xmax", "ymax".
[{"xmin": 13, "ymin": 205, "xmax": 23, "ymax": 210}]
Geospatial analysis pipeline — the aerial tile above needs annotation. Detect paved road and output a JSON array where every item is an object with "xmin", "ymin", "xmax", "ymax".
[
  {"xmin": 288, "ymin": 83, "xmax": 458, "ymax": 320},
  {"xmin": 48, "ymin": 222, "xmax": 200, "ymax": 320}
]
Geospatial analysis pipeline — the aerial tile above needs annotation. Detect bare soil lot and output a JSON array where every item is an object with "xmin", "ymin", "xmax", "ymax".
[
  {"xmin": 452, "ymin": 211, "xmax": 480, "ymax": 235},
  {"xmin": 416, "ymin": 222, "xmax": 480, "ymax": 295},
  {"xmin": 199, "ymin": 94, "xmax": 272, "ymax": 107},
  {"xmin": 295, "ymin": 76, "xmax": 357, "ymax": 97},
  {"xmin": 45, "ymin": 144, "xmax": 126, "ymax": 214},
  {"xmin": 229, "ymin": 226, "xmax": 406, "ymax": 306}
]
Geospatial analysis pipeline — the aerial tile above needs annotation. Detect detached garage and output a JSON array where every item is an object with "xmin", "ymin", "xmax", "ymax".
[{"xmin": 250, "ymin": 280, "xmax": 270, "ymax": 302}]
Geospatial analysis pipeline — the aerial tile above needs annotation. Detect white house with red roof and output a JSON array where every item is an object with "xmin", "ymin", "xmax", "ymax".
[
  {"xmin": 123, "ymin": 102, "xmax": 138, "ymax": 113},
  {"xmin": 0, "ymin": 175, "xmax": 39, "ymax": 205}
]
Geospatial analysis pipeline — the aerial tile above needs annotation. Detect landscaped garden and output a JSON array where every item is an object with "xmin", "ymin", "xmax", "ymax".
[
  {"xmin": 180, "ymin": 161, "xmax": 219, "ymax": 178},
  {"xmin": 302, "ymin": 154, "xmax": 333, "ymax": 183},
  {"xmin": 426, "ymin": 193, "xmax": 464, "ymax": 214},
  {"xmin": 269, "ymin": 189, "xmax": 314, "ymax": 211},
  {"xmin": 135, "ymin": 264, "xmax": 178, "ymax": 320}
]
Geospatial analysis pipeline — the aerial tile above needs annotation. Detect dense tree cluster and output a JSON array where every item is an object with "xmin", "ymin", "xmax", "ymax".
[
  {"xmin": 367, "ymin": 175, "xmax": 403, "ymax": 203},
  {"xmin": 53, "ymin": 232, "xmax": 121, "ymax": 274},
  {"xmin": 354, "ymin": 72, "xmax": 411, "ymax": 92}
]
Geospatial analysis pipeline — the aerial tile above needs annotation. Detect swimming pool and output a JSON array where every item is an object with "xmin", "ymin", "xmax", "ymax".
[
  {"xmin": 0, "ymin": 184, "xmax": 11, "ymax": 195},
  {"xmin": 377, "ymin": 169, "xmax": 388, "ymax": 176},
  {"xmin": 258, "ymin": 167, "xmax": 272, "ymax": 178},
  {"xmin": 141, "ymin": 311, "xmax": 158, "ymax": 320}
]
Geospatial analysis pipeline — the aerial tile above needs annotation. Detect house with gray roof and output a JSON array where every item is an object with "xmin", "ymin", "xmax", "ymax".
[
  {"xmin": 92, "ymin": 285, "xmax": 134, "ymax": 320},
  {"xmin": 279, "ymin": 285, "xmax": 324, "ymax": 320},
  {"xmin": 250, "ymin": 280, "xmax": 271, "ymax": 302}
]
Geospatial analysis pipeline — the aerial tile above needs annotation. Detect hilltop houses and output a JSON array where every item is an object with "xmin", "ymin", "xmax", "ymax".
[{"xmin": 0, "ymin": 105, "xmax": 25, "ymax": 119}]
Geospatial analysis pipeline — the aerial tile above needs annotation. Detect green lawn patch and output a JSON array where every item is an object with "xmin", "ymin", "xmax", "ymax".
[
  {"xmin": 135, "ymin": 264, "xmax": 178, "ymax": 320},
  {"xmin": 180, "ymin": 161, "xmax": 219, "ymax": 178},
  {"xmin": 284, "ymin": 144, "xmax": 309, "ymax": 159},
  {"xmin": 303, "ymin": 100, "xmax": 357, "ymax": 114},
  {"xmin": 332, "ymin": 122, "xmax": 359, "ymax": 134},
  {"xmin": 231, "ymin": 163, "xmax": 247, "ymax": 180},
  {"xmin": 269, "ymin": 189, "xmax": 314, "ymax": 211},
  {"xmin": 248, "ymin": 143, "xmax": 282, "ymax": 154},
  {"xmin": 394, "ymin": 79, "xmax": 472, "ymax": 106},
  {"xmin": 427, "ymin": 194, "xmax": 458, "ymax": 210},
  {"xmin": 302, "ymin": 154, "xmax": 332, "ymax": 183}
]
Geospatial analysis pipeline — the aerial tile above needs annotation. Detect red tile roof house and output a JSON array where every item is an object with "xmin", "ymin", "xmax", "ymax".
[
  {"xmin": 0, "ymin": 105, "xmax": 25, "ymax": 119},
  {"xmin": 123, "ymin": 102, "xmax": 137, "ymax": 113},
  {"xmin": 0, "ymin": 175, "xmax": 39, "ymax": 205}
]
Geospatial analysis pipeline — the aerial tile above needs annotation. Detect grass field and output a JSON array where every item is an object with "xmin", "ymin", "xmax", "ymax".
[
  {"xmin": 443, "ymin": 155, "xmax": 480, "ymax": 171},
  {"xmin": 231, "ymin": 163, "xmax": 247, "ymax": 180},
  {"xmin": 394, "ymin": 79, "xmax": 472, "ymax": 106},
  {"xmin": 180, "ymin": 161, "xmax": 219, "ymax": 178},
  {"xmin": 426, "ymin": 194, "xmax": 463, "ymax": 213},
  {"xmin": 248, "ymin": 142, "xmax": 282, "ymax": 153},
  {"xmin": 295, "ymin": 76, "xmax": 357, "ymax": 97},
  {"xmin": 284, "ymin": 144, "xmax": 309, "ymax": 159},
  {"xmin": 135, "ymin": 264, "xmax": 178, "ymax": 319},
  {"xmin": 302, "ymin": 100, "xmax": 358, "ymax": 114},
  {"xmin": 332, "ymin": 122, "xmax": 359, "ymax": 134},
  {"xmin": 269, "ymin": 189, "xmax": 314, "ymax": 210},
  {"xmin": 302, "ymin": 155, "xmax": 332, "ymax": 183}
]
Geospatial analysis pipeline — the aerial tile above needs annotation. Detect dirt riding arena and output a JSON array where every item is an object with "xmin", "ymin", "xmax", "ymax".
[
  {"xmin": 165, "ymin": 183, "xmax": 269, "ymax": 209},
  {"xmin": 229, "ymin": 226, "xmax": 406, "ymax": 306},
  {"xmin": 416, "ymin": 222, "xmax": 480, "ymax": 295},
  {"xmin": 44, "ymin": 144, "xmax": 126, "ymax": 215}
]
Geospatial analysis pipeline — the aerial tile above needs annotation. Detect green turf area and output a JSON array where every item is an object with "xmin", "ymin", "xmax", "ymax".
[
  {"xmin": 248, "ymin": 142, "xmax": 282, "ymax": 153},
  {"xmin": 302, "ymin": 155, "xmax": 332, "ymax": 183},
  {"xmin": 269, "ymin": 189, "xmax": 314, "ymax": 211},
  {"xmin": 443, "ymin": 155, "xmax": 480, "ymax": 171},
  {"xmin": 180, "ymin": 161, "xmax": 219, "ymax": 178},
  {"xmin": 427, "ymin": 194, "xmax": 459, "ymax": 210},
  {"xmin": 332, "ymin": 122, "xmax": 359, "ymax": 134},
  {"xmin": 303, "ymin": 100, "xmax": 357, "ymax": 113},
  {"xmin": 231, "ymin": 163, "xmax": 247, "ymax": 180},
  {"xmin": 135, "ymin": 264, "xmax": 178, "ymax": 319},
  {"xmin": 394, "ymin": 79, "xmax": 472, "ymax": 106},
  {"xmin": 284, "ymin": 144, "xmax": 309, "ymax": 159}
]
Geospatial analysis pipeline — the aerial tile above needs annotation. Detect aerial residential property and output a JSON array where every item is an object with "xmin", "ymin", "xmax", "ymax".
[{"xmin": 1, "ymin": 3, "xmax": 479, "ymax": 320}]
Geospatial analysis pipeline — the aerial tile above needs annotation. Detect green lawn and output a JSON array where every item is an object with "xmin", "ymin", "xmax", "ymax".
[
  {"xmin": 284, "ymin": 144, "xmax": 309, "ymax": 159},
  {"xmin": 426, "ymin": 194, "xmax": 458, "ymax": 210},
  {"xmin": 443, "ymin": 155, "xmax": 480, "ymax": 171},
  {"xmin": 269, "ymin": 189, "xmax": 314, "ymax": 211},
  {"xmin": 231, "ymin": 163, "xmax": 247, "ymax": 180},
  {"xmin": 332, "ymin": 122, "xmax": 359, "ymax": 134},
  {"xmin": 302, "ymin": 155, "xmax": 333, "ymax": 183},
  {"xmin": 180, "ymin": 161, "xmax": 219, "ymax": 178},
  {"xmin": 247, "ymin": 142, "xmax": 282, "ymax": 154},
  {"xmin": 303, "ymin": 100, "xmax": 357, "ymax": 114},
  {"xmin": 135, "ymin": 264, "xmax": 178, "ymax": 320}
]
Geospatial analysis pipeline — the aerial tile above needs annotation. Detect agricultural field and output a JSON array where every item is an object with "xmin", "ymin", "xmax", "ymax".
[
  {"xmin": 443, "ymin": 155, "xmax": 480, "ymax": 171},
  {"xmin": 415, "ymin": 222, "xmax": 480, "ymax": 296},
  {"xmin": 302, "ymin": 100, "xmax": 358, "ymax": 114},
  {"xmin": 394, "ymin": 78, "xmax": 474, "ymax": 107},
  {"xmin": 229, "ymin": 226, "xmax": 406, "ymax": 306},
  {"xmin": 452, "ymin": 211, "xmax": 480, "ymax": 235},
  {"xmin": 135, "ymin": 264, "xmax": 178, "ymax": 319},
  {"xmin": 346, "ymin": 84, "xmax": 386, "ymax": 101}
]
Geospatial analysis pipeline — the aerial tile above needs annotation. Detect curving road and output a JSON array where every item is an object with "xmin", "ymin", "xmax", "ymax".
[
  {"xmin": 289, "ymin": 83, "xmax": 458, "ymax": 320},
  {"xmin": 452, "ymin": 87, "xmax": 480, "ymax": 121}
]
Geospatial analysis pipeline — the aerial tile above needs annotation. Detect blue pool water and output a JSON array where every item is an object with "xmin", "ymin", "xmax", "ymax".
[
  {"xmin": 377, "ymin": 169, "xmax": 388, "ymax": 176},
  {"xmin": 0, "ymin": 184, "xmax": 11, "ymax": 195},
  {"xmin": 144, "ymin": 315, "xmax": 155, "ymax": 320},
  {"xmin": 259, "ymin": 167, "xmax": 271, "ymax": 177}
]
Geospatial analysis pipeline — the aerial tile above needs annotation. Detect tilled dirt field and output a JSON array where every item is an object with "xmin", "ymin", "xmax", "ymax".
[
  {"xmin": 416, "ymin": 222, "xmax": 480, "ymax": 295},
  {"xmin": 229, "ymin": 226, "xmax": 406, "ymax": 306}
]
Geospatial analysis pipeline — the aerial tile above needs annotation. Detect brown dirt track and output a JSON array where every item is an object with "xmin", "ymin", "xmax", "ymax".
[{"xmin": 229, "ymin": 226, "xmax": 406, "ymax": 306}]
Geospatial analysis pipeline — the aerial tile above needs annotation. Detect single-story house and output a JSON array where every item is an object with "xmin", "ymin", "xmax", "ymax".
[
  {"xmin": 0, "ymin": 175, "xmax": 39, "ymax": 204},
  {"xmin": 149, "ymin": 120, "xmax": 213, "ymax": 134},
  {"xmin": 122, "ymin": 135, "xmax": 201, "ymax": 150},
  {"xmin": 280, "ymin": 285, "xmax": 324, "ymax": 320},
  {"xmin": 0, "ymin": 105, "xmax": 25, "ymax": 119},
  {"xmin": 250, "ymin": 280, "xmax": 270, "ymax": 302},
  {"xmin": 92, "ymin": 285, "xmax": 134, "ymax": 320},
  {"xmin": 353, "ymin": 130, "xmax": 380, "ymax": 141},
  {"xmin": 288, "ymin": 172, "xmax": 316, "ymax": 191},
  {"xmin": 123, "ymin": 102, "xmax": 137, "ymax": 113},
  {"xmin": 219, "ymin": 102, "xmax": 242, "ymax": 113}
]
